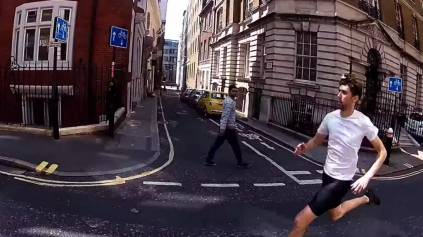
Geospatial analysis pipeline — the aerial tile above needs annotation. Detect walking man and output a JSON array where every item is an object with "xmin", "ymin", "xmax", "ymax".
[
  {"xmin": 289, "ymin": 75, "xmax": 387, "ymax": 237},
  {"xmin": 204, "ymin": 84, "xmax": 250, "ymax": 168}
]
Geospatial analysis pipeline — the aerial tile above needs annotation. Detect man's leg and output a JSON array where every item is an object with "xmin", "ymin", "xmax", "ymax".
[
  {"xmin": 205, "ymin": 133, "xmax": 226, "ymax": 164},
  {"xmin": 289, "ymin": 206, "xmax": 317, "ymax": 237},
  {"xmin": 329, "ymin": 189, "xmax": 380, "ymax": 221},
  {"xmin": 225, "ymin": 129, "xmax": 243, "ymax": 164}
]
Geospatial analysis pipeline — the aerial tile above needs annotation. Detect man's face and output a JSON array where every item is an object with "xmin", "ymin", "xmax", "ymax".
[
  {"xmin": 229, "ymin": 88, "xmax": 238, "ymax": 99},
  {"xmin": 337, "ymin": 85, "xmax": 358, "ymax": 110}
]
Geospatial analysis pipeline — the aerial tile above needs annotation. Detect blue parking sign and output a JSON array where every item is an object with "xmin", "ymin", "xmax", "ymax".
[
  {"xmin": 110, "ymin": 26, "xmax": 129, "ymax": 49},
  {"xmin": 54, "ymin": 17, "xmax": 68, "ymax": 42},
  {"xmin": 388, "ymin": 77, "xmax": 402, "ymax": 93}
]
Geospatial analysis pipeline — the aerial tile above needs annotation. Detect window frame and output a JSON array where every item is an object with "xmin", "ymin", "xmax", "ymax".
[
  {"xmin": 294, "ymin": 31, "xmax": 318, "ymax": 82},
  {"xmin": 12, "ymin": 1, "xmax": 77, "ymax": 68}
]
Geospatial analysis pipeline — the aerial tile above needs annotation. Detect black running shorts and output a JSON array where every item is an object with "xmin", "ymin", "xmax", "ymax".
[{"xmin": 308, "ymin": 172, "xmax": 352, "ymax": 216}]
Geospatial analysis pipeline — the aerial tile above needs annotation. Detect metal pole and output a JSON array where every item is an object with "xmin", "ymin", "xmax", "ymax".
[
  {"xmin": 108, "ymin": 47, "xmax": 116, "ymax": 138},
  {"xmin": 52, "ymin": 17, "xmax": 60, "ymax": 140}
]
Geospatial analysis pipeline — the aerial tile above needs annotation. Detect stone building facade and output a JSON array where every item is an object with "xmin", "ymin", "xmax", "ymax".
[{"xmin": 209, "ymin": 0, "xmax": 423, "ymax": 127}]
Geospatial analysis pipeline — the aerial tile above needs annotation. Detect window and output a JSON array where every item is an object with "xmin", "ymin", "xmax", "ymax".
[
  {"xmin": 412, "ymin": 16, "xmax": 419, "ymax": 50},
  {"xmin": 395, "ymin": 3, "xmax": 404, "ymax": 39},
  {"xmin": 12, "ymin": 1, "xmax": 77, "ymax": 67},
  {"xmin": 216, "ymin": 9, "xmax": 223, "ymax": 33},
  {"xmin": 295, "ymin": 31, "xmax": 318, "ymax": 81},
  {"xmin": 244, "ymin": 44, "xmax": 250, "ymax": 78}
]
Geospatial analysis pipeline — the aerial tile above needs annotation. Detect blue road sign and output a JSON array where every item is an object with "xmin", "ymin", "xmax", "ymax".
[
  {"xmin": 55, "ymin": 17, "xmax": 68, "ymax": 42},
  {"xmin": 388, "ymin": 77, "xmax": 403, "ymax": 93},
  {"xmin": 110, "ymin": 26, "xmax": 129, "ymax": 49}
]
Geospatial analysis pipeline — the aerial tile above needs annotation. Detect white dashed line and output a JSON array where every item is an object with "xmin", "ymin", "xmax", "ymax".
[
  {"xmin": 254, "ymin": 183, "xmax": 285, "ymax": 187},
  {"xmin": 201, "ymin": 183, "xmax": 240, "ymax": 188},
  {"xmin": 316, "ymin": 170, "xmax": 323, "ymax": 174},
  {"xmin": 404, "ymin": 163, "xmax": 413, "ymax": 168},
  {"xmin": 242, "ymin": 141, "xmax": 322, "ymax": 185},
  {"xmin": 209, "ymin": 119, "xmax": 219, "ymax": 126},
  {"xmin": 143, "ymin": 181, "xmax": 182, "ymax": 186},
  {"xmin": 287, "ymin": 171, "xmax": 311, "ymax": 175},
  {"xmin": 260, "ymin": 142, "xmax": 275, "ymax": 150}
]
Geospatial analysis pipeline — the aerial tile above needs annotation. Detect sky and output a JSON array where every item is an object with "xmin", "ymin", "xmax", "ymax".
[{"xmin": 164, "ymin": 0, "xmax": 189, "ymax": 41}]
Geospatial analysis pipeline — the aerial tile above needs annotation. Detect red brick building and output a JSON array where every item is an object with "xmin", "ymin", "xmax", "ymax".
[{"xmin": 0, "ymin": 0, "xmax": 161, "ymax": 128}]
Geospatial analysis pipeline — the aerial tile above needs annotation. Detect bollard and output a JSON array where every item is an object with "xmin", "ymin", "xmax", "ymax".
[{"xmin": 384, "ymin": 127, "xmax": 393, "ymax": 166}]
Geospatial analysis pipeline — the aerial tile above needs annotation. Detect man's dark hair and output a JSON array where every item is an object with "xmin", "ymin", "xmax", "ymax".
[
  {"xmin": 340, "ymin": 75, "xmax": 362, "ymax": 99},
  {"xmin": 228, "ymin": 84, "xmax": 237, "ymax": 92}
]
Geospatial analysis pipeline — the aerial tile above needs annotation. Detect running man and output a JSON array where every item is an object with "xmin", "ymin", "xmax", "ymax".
[
  {"xmin": 204, "ymin": 84, "xmax": 251, "ymax": 168},
  {"xmin": 289, "ymin": 75, "xmax": 387, "ymax": 237}
]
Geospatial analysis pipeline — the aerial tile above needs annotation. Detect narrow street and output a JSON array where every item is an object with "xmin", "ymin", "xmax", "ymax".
[{"xmin": 0, "ymin": 90, "xmax": 421, "ymax": 236}]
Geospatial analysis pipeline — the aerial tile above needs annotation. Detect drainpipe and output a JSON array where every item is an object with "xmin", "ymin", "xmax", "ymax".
[{"xmin": 87, "ymin": 0, "xmax": 99, "ymax": 123}]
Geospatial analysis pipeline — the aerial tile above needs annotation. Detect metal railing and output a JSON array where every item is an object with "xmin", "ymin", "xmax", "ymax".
[
  {"xmin": 0, "ymin": 59, "xmax": 125, "ymax": 128},
  {"xmin": 358, "ymin": 0, "xmax": 381, "ymax": 20},
  {"xmin": 268, "ymin": 91, "xmax": 420, "ymax": 146}
]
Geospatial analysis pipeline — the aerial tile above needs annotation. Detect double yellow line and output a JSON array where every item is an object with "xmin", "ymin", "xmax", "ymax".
[{"xmin": 35, "ymin": 161, "xmax": 58, "ymax": 175}]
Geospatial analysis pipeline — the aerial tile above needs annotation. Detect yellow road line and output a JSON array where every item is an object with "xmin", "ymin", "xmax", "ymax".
[
  {"xmin": 45, "ymin": 164, "xmax": 58, "ymax": 175},
  {"xmin": 35, "ymin": 162, "xmax": 49, "ymax": 173},
  {"xmin": 361, "ymin": 169, "xmax": 366, "ymax": 174},
  {"xmin": 5, "ymin": 96, "xmax": 174, "ymax": 187}
]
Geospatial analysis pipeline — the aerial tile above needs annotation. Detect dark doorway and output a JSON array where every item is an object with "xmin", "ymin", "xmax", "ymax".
[
  {"xmin": 364, "ymin": 49, "xmax": 382, "ymax": 116},
  {"xmin": 253, "ymin": 88, "xmax": 262, "ymax": 119}
]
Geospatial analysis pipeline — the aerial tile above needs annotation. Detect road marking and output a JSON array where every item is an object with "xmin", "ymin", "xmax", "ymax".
[
  {"xmin": 287, "ymin": 171, "xmax": 311, "ymax": 175},
  {"xmin": 247, "ymin": 130, "xmax": 323, "ymax": 167},
  {"xmin": 209, "ymin": 119, "xmax": 219, "ymax": 126},
  {"xmin": 242, "ymin": 141, "xmax": 321, "ymax": 185},
  {"xmin": 404, "ymin": 163, "xmax": 413, "ymax": 168},
  {"xmin": 260, "ymin": 142, "xmax": 275, "ymax": 150},
  {"xmin": 143, "ymin": 181, "xmax": 182, "ymax": 186},
  {"xmin": 361, "ymin": 169, "xmax": 367, "ymax": 174},
  {"xmin": 201, "ymin": 183, "xmax": 239, "ymax": 187},
  {"xmin": 35, "ymin": 162, "xmax": 49, "ymax": 173},
  {"xmin": 316, "ymin": 170, "xmax": 323, "ymax": 174},
  {"xmin": 1, "ymin": 96, "xmax": 175, "ymax": 187},
  {"xmin": 254, "ymin": 183, "xmax": 285, "ymax": 187},
  {"xmin": 45, "ymin": 164, "xmax": 58, "ymax": 175}
]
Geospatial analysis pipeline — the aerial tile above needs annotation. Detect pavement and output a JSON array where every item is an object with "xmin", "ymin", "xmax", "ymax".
[
  {"xmin": 0, "ymin": 88, "xmax": 421, "ymax": 236},
  {"xmin": 0, "ymin": 96, "xmax": 160, "ymax": 177},
  {"xmin": 237, "ymin": 117, "xmax": 423, "ymax": 177}
]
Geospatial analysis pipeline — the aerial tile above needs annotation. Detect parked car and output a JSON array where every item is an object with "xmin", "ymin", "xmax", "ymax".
[
  {"xmin": 180, "ymin": 88, "xmax": 193, "ymax": 102},
  {"xmin": 197, "ymin": 91, "xmax": 227, "ymax": 117},
  {"xmin": 188, "ymin": 89, "xmax": 205, "ymax": 108},
  {"xmin": 405, "ymin": 112, "xmax": 423, "ymax": 138}
]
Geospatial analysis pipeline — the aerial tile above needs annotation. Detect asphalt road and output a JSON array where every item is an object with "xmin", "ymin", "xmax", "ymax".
[{"xmin": 0, "ymin": 90, "xmax": 422, "ymax": 236}]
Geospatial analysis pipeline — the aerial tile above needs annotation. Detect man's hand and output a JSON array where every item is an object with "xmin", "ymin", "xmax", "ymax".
[
  {"xmin": 294, "ymin": 142, "xmax": 308, "ymax": 156},
  {"xmin": 351, "ymin": 176, "xmax": 370, "ymax": 195}
]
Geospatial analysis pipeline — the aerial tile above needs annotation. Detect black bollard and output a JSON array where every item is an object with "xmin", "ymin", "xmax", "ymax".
[{"xmin": 384, "ymin": 128, "xmax": 393, "ymax": 166}]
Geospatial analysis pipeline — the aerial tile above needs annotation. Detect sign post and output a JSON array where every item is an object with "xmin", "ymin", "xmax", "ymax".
[
  {"xmin": 387, "ymin": 77, "xmax": 403, "ymax": 152},
  {"xmin": 51, "ymin": 17, "xmax": 69, "ymax": 140},
  {"xmin": 107, "ymin": 26, "xmax": 129, "ymax": 138}
]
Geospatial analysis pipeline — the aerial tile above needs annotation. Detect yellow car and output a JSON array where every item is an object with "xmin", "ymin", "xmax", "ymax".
[{"xmin": 197, "ymin": 91, "xmax": 228, "ymax": 117}]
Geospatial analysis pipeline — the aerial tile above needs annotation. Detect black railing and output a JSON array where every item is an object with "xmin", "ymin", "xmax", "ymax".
[
  {"xmin": 359, "ymin": 0, "xmax": 381, "ymax": 20},
  {"xmin": 0, "ymin": 60, "xmax": 125, "ymax": 128},
  {"xmin": 268, "ymin": 91, "xmax": 418, "ymax": 146}
]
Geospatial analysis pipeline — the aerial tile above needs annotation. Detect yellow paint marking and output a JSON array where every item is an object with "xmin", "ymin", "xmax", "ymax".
[
  {"xmin": 361, "ymin": 169, "xmax": 366, "ymax": 174},
  {"xmin": 45, "ymin": 164, "xmax": 58, "ymax": 175},
  {"xmin": 35, "ymin": 162, "xmax": 49, "ymax": 173},
  {"xmin": 2, "ymin": 96, "xmax": 175, "ymax": 187}
]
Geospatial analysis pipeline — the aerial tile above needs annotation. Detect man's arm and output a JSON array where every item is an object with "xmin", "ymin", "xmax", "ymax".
[
  {"xmin": 363, "ymin": 137, "xmax": 387, "ymax": 178},
  {"xmin": 304, "ymin": 133, "xmax": 327, "ymax": 152},
  {"xmin": 219, "ymin": 101, "xmax": 230, "ymax": 134},
  {"xmin": 351, "ymin": 136, "xmax": 386, "ymax": 194}
]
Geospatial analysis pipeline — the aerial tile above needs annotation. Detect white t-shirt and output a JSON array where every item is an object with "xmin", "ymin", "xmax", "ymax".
[{"xmin": 317, "ymin": 110, "xmax": 379, "ymax": 181}]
